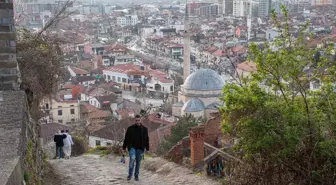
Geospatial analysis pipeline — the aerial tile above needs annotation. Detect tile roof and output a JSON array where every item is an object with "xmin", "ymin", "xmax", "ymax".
[
  {"xmin": 237, "ymin": 61, "xmax": 257, "ymax": 72},
  {"xmin": 70, "ymin": 67, "xmax": 89, "ymax": 75},
  {"xmin": 82, "ymin": 104, "xmax": 112, "ymax": 119},
  {"xmin": 212, "ymin": 49, "xmax": 226, "ymax": 57},
  {"xmin": 95, "ymin": 94, "xmax": 118, "ymax": 104}
]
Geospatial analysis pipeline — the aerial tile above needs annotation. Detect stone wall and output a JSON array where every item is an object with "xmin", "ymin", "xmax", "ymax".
[
  {"xmin": 0, "ymin": 1, "xmax": 19, "ymax": 91},
  {"xmin": 0, "ymin": 91, "xmax": 44, "ymax": 185}
]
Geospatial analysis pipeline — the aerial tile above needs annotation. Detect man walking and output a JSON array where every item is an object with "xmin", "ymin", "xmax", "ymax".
[
  {"xmin": 54, "ymin": 130, "xmax": 67, "ymax": 159},
  {"xmin": 122, "ymin": 115, "xmax": 149, "ymax": 181}
]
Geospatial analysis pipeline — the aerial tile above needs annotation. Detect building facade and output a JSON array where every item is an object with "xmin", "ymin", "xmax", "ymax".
[
  {"xmin": 233, "ymin": 0, "xmax": 250, "ymax": 17},
  {"xmin": 49, "ymin": 99, "xmax": 80, "ymax": 125},
  {"xmin": 117, "ymin": 15, "xmax": 138, "ymax": 27},
  {"xmin": 258, "ymin": 0, "xmax": 272, "ymax": 17}
]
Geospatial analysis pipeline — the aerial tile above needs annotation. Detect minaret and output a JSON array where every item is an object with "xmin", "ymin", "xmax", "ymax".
[
  {"xmin": 183, "ymin": 0, "xmax": 191, "ymax": 81},
  {"xmin": 247, "ymin": 1, "xmax": 252, "ymax": 40}
]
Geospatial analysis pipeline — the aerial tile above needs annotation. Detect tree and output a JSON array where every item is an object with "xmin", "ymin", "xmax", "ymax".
[
  {"xmin": 220, "ymin": 6, "xmax": 336, "ymax": 184},
  {"xmin": 157, "ymin": 114, "xmax": 203, "ymax": 155},
  {"xmin": 16, "ymin": 1, "xmax": 74, "ymax": 118}
]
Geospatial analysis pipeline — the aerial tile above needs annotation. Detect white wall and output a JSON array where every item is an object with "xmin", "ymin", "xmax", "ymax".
[
  {"xmin": 90, "ymin": 98, "xmax": 101, "ymax": 108},
  {"xmin": 89, "ymin": 136, "xmax": 114, "ymax": 148},
  {"xmin": 103, "ymin": 70, "xmax": 129, "ymax": 84}
]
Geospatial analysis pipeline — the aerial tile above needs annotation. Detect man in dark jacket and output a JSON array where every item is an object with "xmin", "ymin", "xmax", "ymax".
[
  {"xmin": 54, "ymin": 130, "xmax": 67, "ymax": 159},
  {"xmin": 122, "ymin": 115, "xmax": 149, "ymax": 181}
]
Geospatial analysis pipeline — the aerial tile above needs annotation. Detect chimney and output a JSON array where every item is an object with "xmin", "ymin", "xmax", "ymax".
[
  {"xmin": 189, "ymin": 125, "xmax": 205, "ymax": 167},
  {"xmin": 0, "ymin": 1, "xmax": 19, "ymax": 91}
]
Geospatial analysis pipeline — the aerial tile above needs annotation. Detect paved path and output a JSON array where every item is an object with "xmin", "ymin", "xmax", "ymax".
[{"xmin": 49, "ymin": 154, "xmax": 220, "ymax": 185}]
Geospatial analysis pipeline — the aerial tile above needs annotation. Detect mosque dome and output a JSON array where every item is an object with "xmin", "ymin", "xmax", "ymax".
[
  {"xmin": 183, "ymin": 69, "xmax": 225, "ymax": 91},
  {"xmin": 182, "ymin": 98, "xmax": 205, "ymax": 112}
]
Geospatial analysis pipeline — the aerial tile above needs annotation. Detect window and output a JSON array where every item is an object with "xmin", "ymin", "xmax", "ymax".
[
  {"xmin": 107, "ymin": 75, "xmax": 110, "ymax": 80},
  {"xmin": 96, "ymin": 140, "xmax": 101, "ymax": 146},
  {"xmin": 117, "ymin": 77, "xmax": 121, "ymax": 82},
  {"xmin": 112, "ymin": 76, "xmax": 116, "ymax": 81},
  {"xmin": 58, "ymin": 110, "xmax": 62, "ymax": 116},
  {"xmin": 106, "ymin": 142, "xmax": 112, "ymax": 146},
  {"xmin": 70, "ymin": 109, "xmax": 75, "ymax": 114},
  {"xmin": 58, "ymin": 106, "xmax": 62, "ymax": 108},
  {"xmin": 58, "ymin": 120, "xmax": 63, "ymax": 123},
  {"xmin": 70, "ymin": 105, "xmax": 74, "ymax": 107},
  {"xmin": 45, "ymin": 103, "xmax": 49, "ymax": 109},
  {"xmin": 71, "ymin": 119, "xmax": 75, "ymax": 122},
  {"xmin": 122, "ymin": 78, "xmax": 127, "ymax": 83}
]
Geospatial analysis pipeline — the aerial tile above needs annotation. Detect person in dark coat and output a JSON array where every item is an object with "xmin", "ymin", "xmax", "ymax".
[
  {"xmin": 122, "ymin": 115, "xmax": 149, "ymax": 181},
  {"xmin": 54, "ymin": 130, "xmax": 67, "ymax": 159}
]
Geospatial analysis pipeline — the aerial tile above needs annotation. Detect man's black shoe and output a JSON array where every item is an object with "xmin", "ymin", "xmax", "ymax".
[
  {"xmin": 127, "ymin": 176, "xmax": 131, "ymax": 181},
  {"xmin": 134, "ymin": 177, "xmax": 139, "ymax": 181}
]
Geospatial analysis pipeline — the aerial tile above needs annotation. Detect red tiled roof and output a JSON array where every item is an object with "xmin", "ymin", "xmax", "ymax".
[
  {"xmin": 148, "ymin": 113, "xmax": 176, "ymax": 126},
  {"xmin": 167, "ymin": 43, "xmax": 183, "ymax": 48},
  {"xmin": 149, "ymin": 70, "xmax": 173, "ymax": 83},
  {"xmin": 212, "ymin": 49, "xmax": 226, "ymax": 57},
  {"xmin": 116, "ymin": 109, "xmax": 135, "ymax": 118},
  {"xmin": 237, "ymin": 61, "xmax": 257, "ymax": 72},
  {"xmin": 232, "ymin": 45, "xmax": 246, "ymax": 53},
  {"xmin": 70, "ymin": 67, "xmax": 89, "ymax": 75},
  {"xmin": 205, "ymin": 46, "xmax": 217, "ymax": 53}
]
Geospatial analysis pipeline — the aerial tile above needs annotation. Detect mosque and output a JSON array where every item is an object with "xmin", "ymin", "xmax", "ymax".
[
  {"xmin": 172, "ymin": 69, "xmax": 225, "ymax": 119},
  {"xmin": 172, "ymin": 3, "xmax": 225, "ymax": 120}
]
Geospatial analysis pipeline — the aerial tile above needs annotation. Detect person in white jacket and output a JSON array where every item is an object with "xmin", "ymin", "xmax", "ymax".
[{"xmin": 62, "ymin": 130, "xmax": 74, "ymax": 159}]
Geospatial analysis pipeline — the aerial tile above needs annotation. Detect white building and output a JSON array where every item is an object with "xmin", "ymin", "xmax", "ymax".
[
  {"xmin": 117, "ymin": 15, "xmax": 138, "ymax": 27},
  {"xmin": 103, "ymin": 63, "xmax": 174, "ymax": 94},
  {"xmin": 233, "ymin": 0, "xmax": 250, "ymax": 17}
]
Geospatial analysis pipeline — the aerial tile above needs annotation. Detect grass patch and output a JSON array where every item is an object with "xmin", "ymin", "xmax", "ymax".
[
  {"xmin": 195, "ymin": 172, "xmax": 202, "ymax": 176},
  {"xmin": 144, "ymin": 153, "xmax": 153, "ymax": 158},
  {"xmin": 86, "ymin": 146, "xmax": 112, "ymax": 157}
]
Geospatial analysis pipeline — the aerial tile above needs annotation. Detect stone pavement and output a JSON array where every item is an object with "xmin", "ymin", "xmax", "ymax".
[{"xmin": 49, "ymin": 154, "xmax": 221, "ymax": 185}]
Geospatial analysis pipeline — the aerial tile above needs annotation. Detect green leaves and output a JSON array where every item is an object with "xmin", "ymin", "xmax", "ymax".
[{"xmin": 220, "ymin": 6, "xmax": 336, "ymax": 185}]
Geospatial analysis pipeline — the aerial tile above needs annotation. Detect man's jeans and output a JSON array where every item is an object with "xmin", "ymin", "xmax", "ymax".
[
  {"xmin": 128, "ymin": 148, "xmax": 144, "ymax": 178},
  {"xmin": 56, "ymin": 146, "xmax": 63, "ymax": 158}
]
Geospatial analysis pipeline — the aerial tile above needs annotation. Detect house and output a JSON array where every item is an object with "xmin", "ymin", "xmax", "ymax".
[
  {"xmin": 89, "ymin": 115, "xmax": 175, "ymax": 148},
  {"xmin": 67, "ymin": 66, "xmax": 90, "ymax": 77},
  {"xmin": 114, "ymin": 55, "xmax": 136, "ymax": 65},
  {"xmin": 71, "ymin": 76, "xmax": 96, "ymax": 86},
  {"xmin": 89, "ymin": 117, "xmax": 134, "ymax": 148},
  {"xmin": 89, "ymin": 94, "xmax": 119, "ymax": 110},
  {"xmin": 117, "ymin": 99, "xmax": 142, "ymax": 113},
  {"xmin": 146, "ymin": 70, "xmax": 174, "ymax": 94},
  {"xmin": 47, "ymin": 98, "xmax": 80, "ymax": 125},
  {"xmin": 103, "ymin": 63, "xmax": 149, "ymax": 91},
  {"xmin": 105, "ymin": 43, "xmax": 129, "ymax": 55},
  {"xmin": 113, "ymin": 109, "xmax": 135, "ymax": 120},
  {"xmin": 166, "ymin": 43, "xmax": 184, "ymax": 59},
  {"xmin": 81, "ymin": 103, "xmax": 112, "ymax": 124},
  {"xmin": 81, "ymin": 87, "xmax": 115, "ymax": 102}
]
